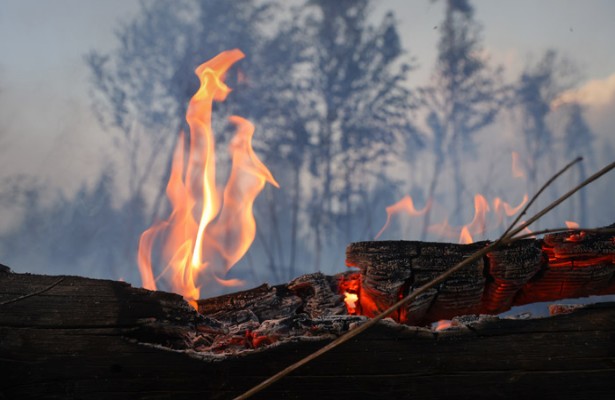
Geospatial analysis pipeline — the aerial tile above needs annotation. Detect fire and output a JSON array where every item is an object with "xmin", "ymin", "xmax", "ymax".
[
  {"xmin": 339, "ymin": 272, "xmax": 361, "ymax": 315},
  {"xmin": 375, "ymin": 195, "xmax": 429, "ymax": 239},
  {"xmin": 378, "ymin": 152, "xmax": 530, "ymax": 244},
  {"xmin": 565, "ymin": 220, "xmax": 580, "ymax": 229},
  {"xmin": 343, "ymin": 292, "xmax": 359, "ymax": 314},
  {"xmin": 426, "ymin": 194, "xmax": 491, "ymax": 244},
  {"xmin": 433, "ymin": 320, "xmax": 453, "ymax": 331},
  {"xmin": 564, "ymin": 220, "xmax": 585, "ymax": 242},
  {"xmin": 459, "ymin": 194, "xmax": 490, "ymax": 243},
  {"xmin": 138, "ymin": 49, "xmax": 279, "ymax": 305}
]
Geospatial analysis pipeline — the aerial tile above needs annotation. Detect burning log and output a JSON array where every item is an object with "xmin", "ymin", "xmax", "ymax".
[
  {"xmin": 346, "ymin": 226, "xmax": 615, "ymax": 324},
  {"xmin": 2, "ymin": 263, "xmax": 615, "ymax": 399}
]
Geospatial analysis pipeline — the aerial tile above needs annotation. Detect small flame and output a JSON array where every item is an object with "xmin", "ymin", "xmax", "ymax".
[
  {"xmin": 375, "ymin": 195, "xmax": 430, "ymax": 239},
  {"xmin": 458, "ymin": 194, "xmax": 490, "ymax": 244},
  {"xmin": 564, "ymin": 220, "xmax": 585, "ymax": 242},
  {"xmin": 344, "ymin": 292, "xmax": 359, "ymax": 314},
  {"xmin": 565, "ymin": 220, "xmax": 580, "ymax": 229},
  {"xmin": 442, "ymin": 194, "xmax": 490, "ymax": 244},
  {"xmin": 459, "ymin": 226, "xmax": 473, "ymax": 244},
  {"xmin": 137, "ymin": 49, "xmax": 278, "ymax": 305},
  {"xmin": 433, "ymin": 319, "xmax": 453, "ymax": 331}
]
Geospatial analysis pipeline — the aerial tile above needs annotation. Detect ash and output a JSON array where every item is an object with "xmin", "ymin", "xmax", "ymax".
[{"xmin": 173, "ymin": 272, "xmax": 367, "ymax": 357}]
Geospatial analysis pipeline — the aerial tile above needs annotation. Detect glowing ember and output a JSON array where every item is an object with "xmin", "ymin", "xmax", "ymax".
[
  {"xmin": 433, "ymin": 320, "xmax": 452, "ymax": 331},
  {"xmin": 344, "ymin": 292, "xmax": 359, "ymax": 314},
  {"xmin": 138, "ymin": 49, "xmax": 279, "ymax": 306},
  {"xmin": 339, "ymin": 272, "xmax": 361, "ymax": 315},
  {"xmin": 565, "ymin": 220, "xmax": 580, "ymax": 229},
  {"xmin": 564, "ymin": 220, "xmax": 585, "ymax": 242}
]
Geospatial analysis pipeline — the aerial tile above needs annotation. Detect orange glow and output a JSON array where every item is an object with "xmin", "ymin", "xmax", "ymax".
[
  {"xmin": 493, "ymin": 194, "xmax": 527, "ymax": 219},
  {"xmin": 426, "ymin": 193, "xmax": 529, "ymax": 243},
  {"xmin": 459, "ymin": 226, "xmax": 473, "ymax": 244},
  {"xmin": 137, "ymin": 49, "xmax": 278, "ymax": 305},
  {"xmin": 459, "ymin": 194, "xmax": 490, "ymax": 244},
  {"xmin": 565, "ymin": 220, "xmax": 580, "ymax": 229},
  {"xmin": 339, "ymin": 272, "xmax": 361, "ymax": 315},
  {"xmin": 344, "ymin": 292, "xmax": 359, "ymax": 314},
  {"xmin": 434, "ymin": 320, "xmax": 452, "ymax": 331},
  {"xmin": 375, "ymin": 195, "xmax": 430, "ymax": 239},
  {"xmin": 564, "ymin": 220, "xmax": 585, "ymax": 243},
  {"xmin": 432, "ymin": 194, "xmax": 490, "ymax": 244}
]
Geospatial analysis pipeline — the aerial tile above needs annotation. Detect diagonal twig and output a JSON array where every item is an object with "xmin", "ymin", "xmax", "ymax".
[
  {"xmin": 504, "ymin": 160, "xmax": 615, "ymax": 241},
  {"xmin": 500, "ymin": 157, "xmax": 582, "ymax": 240}
]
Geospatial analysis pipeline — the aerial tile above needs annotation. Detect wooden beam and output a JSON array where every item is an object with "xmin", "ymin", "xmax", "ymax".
[{"xmin": 1, "ymin": 266, "xmax": 614, "ymax": 399}]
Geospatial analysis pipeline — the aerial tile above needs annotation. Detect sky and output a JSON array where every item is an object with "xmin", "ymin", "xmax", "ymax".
[{"xmin": 0, "ymin": 0, "xmax": 614, "ymax": 274}]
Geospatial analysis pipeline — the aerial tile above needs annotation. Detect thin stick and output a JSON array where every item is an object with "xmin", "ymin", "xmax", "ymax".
[
  {"xmin": 512, "ymin": 226, "xmax": 615, "ymax": 241},
  {"xmin": 0, "ymin": 277, "xmax": 65, "ymax": 306},
  {"xmin": 235, "ymin": 159, "xmax": 615, "ymax": 400},
  {"xmin": 504, "ymin": 160, "xmax": 615, "ymax": 241},
  {"xmin": 501, "ymin": 157, "xmax": 582, "ymax": 239}
]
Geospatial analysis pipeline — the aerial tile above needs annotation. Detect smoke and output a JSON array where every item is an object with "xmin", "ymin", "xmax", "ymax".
[{"xmin": 552, "ymin": 72, "xmax": 615, "ymax": 109}]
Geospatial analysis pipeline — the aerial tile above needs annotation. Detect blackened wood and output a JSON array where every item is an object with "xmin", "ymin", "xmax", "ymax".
[
  {"xmin": 1, "ymin": 267, "xmax": 615, "ymax": 399},
  {"xmin": 347, "ymin": 229, "xmax": 615, "ymax": 324}
]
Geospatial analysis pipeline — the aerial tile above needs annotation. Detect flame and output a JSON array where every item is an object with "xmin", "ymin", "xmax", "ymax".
[
  {"xmin": 432, "ymin": 194, "xmax": 490, "ymax": 244},
  {"xmin": 564, "ymin": 220, "xmax": 585, "ymax": 242},
  {"xmin": 137, "ymin": 49, "xmax": 278, "ymax": 304},
  {"xmin": 565, "ymin": 220, "xmax": 580, "ymax": 229},
  {"xmin": 375, "ymin": 195, "xmax": 430, "ymax": 239},
  {"xmin": 344, "ymin": 292, "xmax": 359, "ymax": 314},
  {"xmin": 459, "ymin": 194, "xmax": 490, "ymax": 244},
  {"xmin": 339, "ymin": 272, "xmax": 361, "ymax": 315},
  {"xmin": 458, "ymin": 226, "xmax": 473, "ymax": 244},
  {"xmin": 493, "ymin": 195, "xmax": 527, "ymax": 218},
  {"xmin": 433, "ymin": 319, "xmax": 452, "ymax": 331}
]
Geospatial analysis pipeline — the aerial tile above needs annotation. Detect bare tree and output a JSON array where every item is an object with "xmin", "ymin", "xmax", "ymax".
[
  {"xmin": 515, "ymin": 50, "xmax": 577, "ymax": 193},
  {"xmin": 264, "ymin": 0, "xmax": 419, "ymax": 271},
  {"xmin": 419, "ymin": 0, "xmax": 506, "ymax": 237}
]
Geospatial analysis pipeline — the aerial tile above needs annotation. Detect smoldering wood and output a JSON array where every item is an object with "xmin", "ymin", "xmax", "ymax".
[
  {"xmin": 346, "ymin": 227, "xmax": 615, "ymax": 323},
  {"xmin": 1, "ymin": 265, "xmax": 615, "ymax": 399}
]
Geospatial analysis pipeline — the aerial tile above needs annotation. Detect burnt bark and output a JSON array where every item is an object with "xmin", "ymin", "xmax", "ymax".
[
  {"xmin": 1, "ymin": 263, "xmax": 615, "ymax": 399},
  {"xmin": 347, "ymin": 228, "xmax": 615, "ymax": 323}
]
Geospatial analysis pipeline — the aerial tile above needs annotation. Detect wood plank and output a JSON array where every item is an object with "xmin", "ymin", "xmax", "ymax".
[{"xmin": 1, "ymin": 266, "xmax": 614, "ymax": 399}]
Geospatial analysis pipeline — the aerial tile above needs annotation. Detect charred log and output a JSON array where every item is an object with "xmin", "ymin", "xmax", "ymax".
[
  {"xmin": 346, "ymin": 227, "xmax": 615, "ymax": 324},
  {"xmin": 1, "ymin": 265, "xmax": 615, "ymax": 399}
]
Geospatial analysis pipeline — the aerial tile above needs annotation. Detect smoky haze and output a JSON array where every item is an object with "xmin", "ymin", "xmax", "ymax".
[{"xmin": 1, "ymin": 0, "xmax": 614, "ymax": 304}]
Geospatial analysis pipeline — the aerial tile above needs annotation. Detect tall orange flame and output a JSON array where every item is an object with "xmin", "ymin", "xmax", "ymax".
[{"xmin": 138, "ymin": 49, "xmax": 278, "ymax": 305}]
